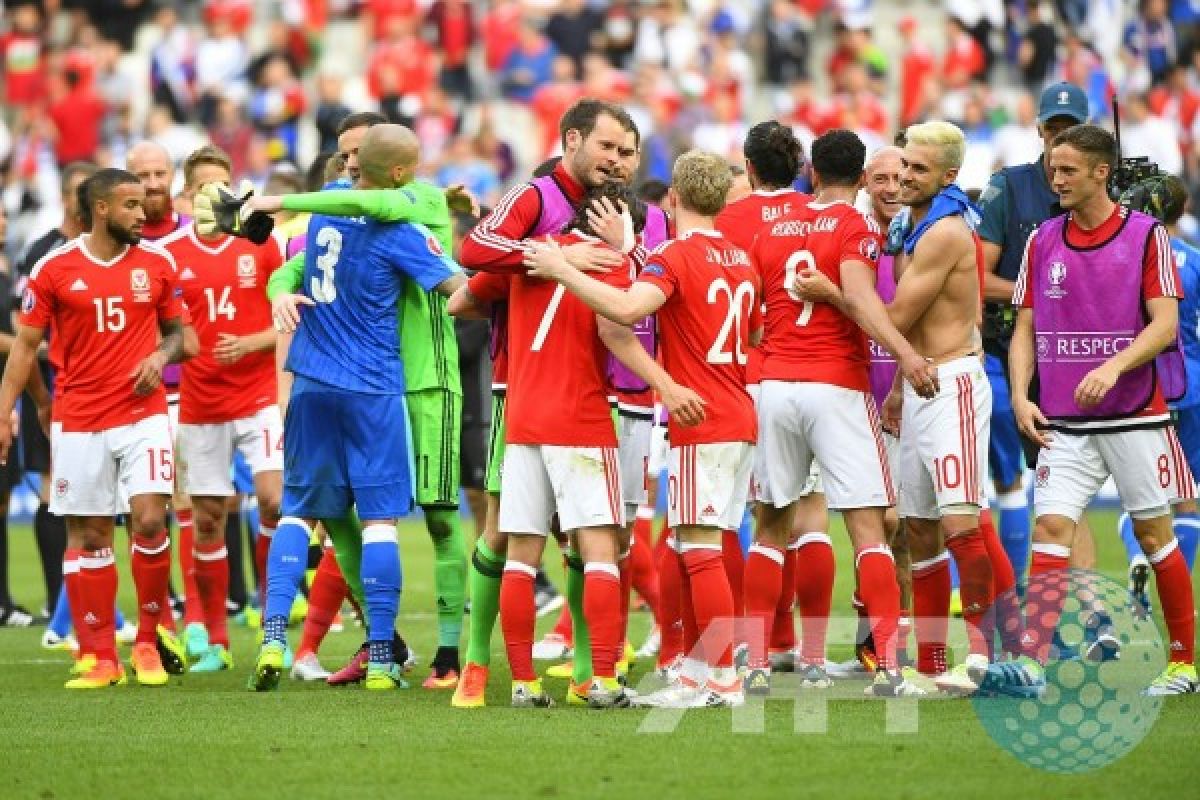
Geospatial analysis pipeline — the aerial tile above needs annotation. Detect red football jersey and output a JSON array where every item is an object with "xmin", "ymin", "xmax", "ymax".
[
  {"xmin": 752, "ymin": 201, "xmax": 882, "ymax": 392},
  {"xmin": 714, "ymin": 188, "xmax": 811, "ymax": 253},
  {"xmin": 21, "ymin": 238, "xmax": 182, "ymax": 432},
  {"xmin": 163, "ymin": 228, "xmax": 283, "ymax": 424},
  {"xmin": 470, "ymin": 233, "xmax": 631, "ymax": 446},
  {"xmin": 715, "ymin": 189, "xmax": 810, "ymax": 387},
  {"xmin": 637, "ymin": 230, "xmax": 759, "ymax": 446}
]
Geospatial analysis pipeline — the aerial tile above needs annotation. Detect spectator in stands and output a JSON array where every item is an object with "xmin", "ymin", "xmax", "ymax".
[
  {"xmin": 436, "ymin": 134, "xmax": 501, "ymax": 208},
  {"xmin": 597, "ymin": 0, "xmax": 638, "ymax": 69},
  {"xmin": 149, "ymin": 5, "xmax": 196, "ymax": 124},
  {"xmin": 1120, "ymin": 90, "xmax": 1184, "ymax": 177},
  {"xmin": 47, "ymin": 65, "xmax": 106, "ymax": 167},
  {"xmin": 314, "ymin": 73, "xmax": 351, "ymax": 155},
  {"xmin": 0, "ymin": 3, "xmax": 47, "ymax": 117},
  {"xmin": 209, "ymin": 96, "xmax": 255, "ymax": 181},
  {"xmin": 993, "ymin": 90, "xmax": 1042, "ymax": 168},
  {"xmin": 499, "ymin": 17, "xmax": 557, "ymax": 103},
  {"xmin": 248, "ymin": 54, "xmax": 306, "ymax": 163},
  {"xmin": 898, "ymin": 15, "xmax": 936, "ymax": 128},
  {"xmin": 633, "ymin": 0, "xmax": 700, "ymax": 75},
  {"xmin": 943, "ymin": 13, "xmax": 987, "ymax": 90},
  {"xmin": 762, "ymin": 0, "xmax": 813, "ymax": 87},
  {"xmin": 531, "ymin": 55, "xmax": 584, "ymax": 157},
  {"xmin": 1124, "ymin": 0, "xmax": 1178, "ymax": 84},
  {"xmin": 368, "ymin": 15, "xmax": 437, "ymax": 126},
  {"xmin": 544, "ymin": 0, "xmax": 603, "ymax": 78},
  {"xmin": 427, "ymin": 0, "xmax": 477, "ymax": 101},
  {"xmin": 1018, "ymin": 0, "xmax": 1058, "ymax": 90},
  {"xmin": 195, "ymin": 10, "xmax": 249, "ymax": 127}
]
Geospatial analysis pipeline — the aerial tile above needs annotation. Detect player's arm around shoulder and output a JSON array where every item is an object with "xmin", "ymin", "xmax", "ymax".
[
  {"xmin": 888, "ymin": 216, "xmax": 973, "ymax": 333},
  {"xmin": 525, "ymin": 238, "xmax": 666, "ymax": 326}
]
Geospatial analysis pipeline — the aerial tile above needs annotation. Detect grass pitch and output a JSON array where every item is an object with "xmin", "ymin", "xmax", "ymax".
[{"xmin": 1, "ymin": 509, "xmax": 1197, "ymax": 799}]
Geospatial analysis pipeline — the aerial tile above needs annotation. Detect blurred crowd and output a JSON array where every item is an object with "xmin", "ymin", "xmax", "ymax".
[{"xmin": 4, "ymin": 0, "xmax": 1200, "ymax": 259}]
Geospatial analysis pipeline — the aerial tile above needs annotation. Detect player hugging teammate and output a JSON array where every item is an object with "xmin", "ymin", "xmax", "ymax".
[{"xmin": 10, "ymin": 93, "xmax": 1197, "ymax": 702}]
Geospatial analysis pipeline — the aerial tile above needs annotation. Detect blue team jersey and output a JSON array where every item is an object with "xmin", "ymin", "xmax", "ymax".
[
  {"xmin": 1172, "ymin": 236, "xmax": 1200, "ymax": 409},
  {"xmin": 286, "ymin": 214, "xmax": 460, "ymax": 394}
]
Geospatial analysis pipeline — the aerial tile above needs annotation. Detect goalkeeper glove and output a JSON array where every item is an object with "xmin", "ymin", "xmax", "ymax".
[{"xmin": 194, "ymin": 180, "xmax": 275, "ymax": 244}]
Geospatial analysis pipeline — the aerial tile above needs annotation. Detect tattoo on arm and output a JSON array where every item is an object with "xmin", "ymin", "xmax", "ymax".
[{"xmin": 158, "ymin": 317, "xmax": 185, "ymax": 364}]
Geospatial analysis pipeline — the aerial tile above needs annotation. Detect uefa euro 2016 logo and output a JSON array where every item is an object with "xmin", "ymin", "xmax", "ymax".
[{"xmin": 635, "ymin": 570, "xmax": 1165, "ymax": 775}]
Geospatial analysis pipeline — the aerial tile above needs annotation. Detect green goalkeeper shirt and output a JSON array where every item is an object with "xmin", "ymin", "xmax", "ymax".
[{"xmin": 266, "ymin": 184, "xmax": 461, "ymax": 394}]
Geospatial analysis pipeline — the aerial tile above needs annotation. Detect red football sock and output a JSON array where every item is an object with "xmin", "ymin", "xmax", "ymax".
[
  {"xmin": 78, "ymin": 547, "xmax": 118, "ymax": 663},
  {"xmin": 629, "ymin": 526, "xmax": 661, "ymax": 623},
  {"xmin": 795, "ymin": 533, "xmax": 835, "ymax": 666},
  {"xmin": 131, "ymin": 530, "xmax": 172, "ymax": 645},
  {"xmin": 548, "ymin": 600, "xmax": 573, "ymax": 643},
  {"xmin": 682, "ymin": 546, "xmax": 734, "ymax": 669},
  {"xmin": 63, "ymin": 549, "xmax": 91, "ymax": 656},
  {"xmin": 298, "ymin": 548, "xmax": 346, "ymax": 657},
  {"xmin": 721, "ymin": 529, "xmax": 744, "ymax": 620},
  {"xmin": 770, "ymin": 545, "xmax": 798, "ymax": 654},
  {"xmin": 743, "ymin": 542, "xmax": 784, "ymax": 669},
  {"xmin": 912, "ymin": 552, "xmax": 951, "ymax": 675},
  {"xmin": 177, "ymin": 509, "xmax": 203, "ymax": 626},
  {"xmin": 944, "ymin": 529, "xmax": 994, "ymax": 659},
  {"xmin": 193, "ymin": 539, "xmax": 230, "ymax": 648},
  {"xmin": 255, "ymin": 526, "xmax": 274, "ymax": 608},
  {"xmin": 499, "ymin": 563, "xmax": 537, "ymax": 682},
  {"xmin": 856, "ymin": 546, "xmax": 900, "ymax": 671},
  {"xmin": 1150, "ymin": 541, "xmax": 1196, "ymax": 664},
  {"xmin": 584, "ymin": 563, "xmax": 623, "ymax": 678},
  {"xmin": 1026, "ymin": 544, "xmax": 1071, "ymax": 663},
  {"xmin": 618, "ymin": 551, "xmax": 634, "ymax": 650},
  {"xmin": 657, "ymin": 532, "xmax": 683, "ymax": 667},
  {"xmin": 676, "ymin": 550, "xmax": 701, "ymax": 661},
  {"xmin": 980, "ymin": 509, "xmax": 1022, "ymax": 657}
]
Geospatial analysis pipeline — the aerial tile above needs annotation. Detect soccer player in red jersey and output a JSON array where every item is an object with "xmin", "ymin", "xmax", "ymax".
[
  {"xmin": 714, "ymin": 121, "xmax": 831, "ymax": 675},
  {"xmin": 128, "ymin": 141, "xmax": 196, "ymax": 653},
  {"xmin": 451, "ymin": 181, "xmax": 678, "ymax": 707},
  {"xmin": 750, "ymin": 130, "xmax": 935, "ymax": 697},
  {"xmin": 526, "ymin": 150, "xmax": 757, "ymax": 708},
  {"xmin": 161, "ymin": 146, "xmax": 284, "ymax": 673},
  {"xmin": 452, "ymin": 99, "xmax": 633, "ymax": 708},
  {"xmin": 0, "ymin": 169, "xmax": 188, "ymax": 689}
]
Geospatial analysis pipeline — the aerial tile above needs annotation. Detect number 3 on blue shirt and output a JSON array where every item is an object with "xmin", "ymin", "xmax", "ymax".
[{"xmin": 311, "ymin": 226, "xmax": 341, "ymax": 303}]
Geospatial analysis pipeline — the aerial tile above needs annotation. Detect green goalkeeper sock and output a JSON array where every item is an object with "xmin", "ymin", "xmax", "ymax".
[
  {"xmin": 565, "ymin": 549, "xmax": 593, "ymax": 686},
  {"xmin": 323, "ymin": 510, "xmax": 365, "ymax": 610},
  {"xmin": 464, "ymin": 537, "xmax": 504, "ymax": 666},
  {"xmin": 425, "ymin": 508, "xmax": 466, "ymax": 650}
]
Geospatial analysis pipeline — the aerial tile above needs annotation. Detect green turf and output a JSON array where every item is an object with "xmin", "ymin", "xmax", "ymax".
[{"xmin": 0, "ymin": 510, "xmax": 1196, "ymax": 799}]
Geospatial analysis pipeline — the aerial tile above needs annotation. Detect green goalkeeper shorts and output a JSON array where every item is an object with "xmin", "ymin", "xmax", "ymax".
[
  {"xmin": 485, "ymin": 391, "xmax": 506, "ymax": 495},
  {"xmin": 406, "ymin": 388, "xmax": 462, "ymax": 509}
]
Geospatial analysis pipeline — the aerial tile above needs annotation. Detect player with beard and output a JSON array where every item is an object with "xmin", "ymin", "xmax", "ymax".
[
  {"xmin": 0, "ymin": 169, "xmax": 187, "ymax": 688},
  {"xmin": 536, "ymin": 123, "xmax": 672, "ymax": 683},
  {"xmin": 127, "ymin": 141, "xmax": 195, "ymax": 663},
  {"xmin": 526, "ymin": 150, "xmax": 756, "ymax": 709},
  {"xmin": 451, "ymin": 99, "xmax": 634, "ymax": 707},
  {"xmin": 714, "ymin": 121, "xmax": 834, "ymax": 678},
  {"xmin": 451, "ymin": 181, "xmax": 680, "ymax": 707}
]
